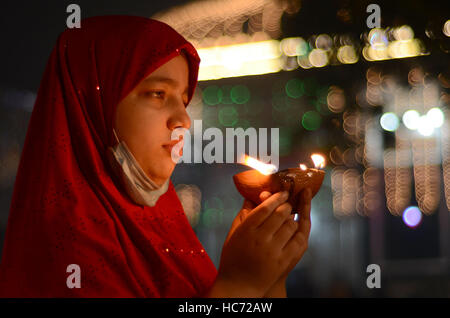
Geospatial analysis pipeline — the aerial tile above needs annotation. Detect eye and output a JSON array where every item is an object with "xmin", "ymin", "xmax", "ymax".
[{"xmin": 144, "ymin": 90, "xmax": 165, "ymax": 99}]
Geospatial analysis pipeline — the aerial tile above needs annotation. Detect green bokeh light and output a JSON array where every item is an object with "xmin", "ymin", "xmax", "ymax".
[
  {"xmin": 285, "ymin": 78, "xmax": 304, "ymax": 98},
  {"xmin": 231, "ymin": 85, "xmax": 250, "ymax": 104},
  {"xmin": 296, "ymin": 41, "xmax": 310, "ymax": 56},
  {"xmin": 201, "ymin": 208, "xmax": 223, "ymax": 227},
  {"xmin": 218, "ymin": 105, "xmax": 239, "ymax": 127},
  {"xmin": 302, "ymin": 110, "xmax": 322, "ymax": 130},
  {"xmin": 220, "ymin": 85, "xmax": 234, "ymax": 104},
  {"xmin": 203, "ymin": 86, "xmax": 223, "ymax": 106},
  {"xmin": 202, "ymin": 197, "xmax": 225, "ymax": 227}
]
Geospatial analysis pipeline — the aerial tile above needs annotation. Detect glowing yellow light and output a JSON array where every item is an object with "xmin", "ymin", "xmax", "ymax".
[
  {"xmin": 280, "ymin": 37, "xmax": 307, "ymax": 56},
  {"xmin": 315, "ymin": 34, "xmax": 333, "ymax": 51},
  {"xmin": 366, "ymin": 45, "xmax": 389, "ymax": 61},
  {"xmin": 362, "ymin": 26, "xmax": 428, "ymax": 61},
  {"xmin": 337, "ymin": 45, "xmax": 359, "ymax": 64},
  {"xmin": 311, "ymin": 154, "xmax": 326, "ymax": 169},
  {"xmin": 443, "ymin": 20, "xmax": 450, "ymax": 37},
  {"xmin": 393, "ymin": 25, "xmax": 414, "ymax": 41},
  {"xmin": 308, "ymin": 49, "xmax": 328, "ymax": 67},
  {"xmin": 297, "ymin": 55, "xmax": 313, "ymax": 69},
  {"xmin": 299, "ymin": 164, "xmax": 307, "ymax": 170},
  {"xmin": 368, "ymin": 28, "xmax": 388, "ymax": 48},
  {"xmin": 388, "ymin": 39, "xmax": 421, "ymax": 59},
  {"xmin": 197, "ymin": 40, "xmax": 282, "ymax": 81},
  {"xmin": 244, "ymin": 155, "xmax": 278, "ymax": 175}
]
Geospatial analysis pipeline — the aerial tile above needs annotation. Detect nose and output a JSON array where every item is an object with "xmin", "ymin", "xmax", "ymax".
[{"xmin": 167, "ymin": 100, "xmax": 191, "ymax": 131}]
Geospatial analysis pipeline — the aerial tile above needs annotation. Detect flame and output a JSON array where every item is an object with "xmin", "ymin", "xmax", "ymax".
[
  {"xmin": 299, "ymin": 164, "xmax": 307, "ymax": 171},
  {"xmin": 244, "ymin": 155, "xmax": 278, "ymax": 175},
  {"xmin": 311, "ymin": 154, "xmax": 326, "ymax": 169}
]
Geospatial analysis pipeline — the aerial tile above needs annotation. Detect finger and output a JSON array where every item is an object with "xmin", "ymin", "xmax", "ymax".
[
  {"xmin": 281, "ymin": 229, "xmax": 308, "ymax": 260},
  {"xmin": 257, "ymin": 201, "xmax": 293, "ymax": 235},
  {"xmin": 297, "ymin": 188, "xmax": 312, "ymax": 239},
  {"xmin": 239, "ymin": 199, "xmax": 255, "ymax": 222},
  {"xmin": 272, "ymin": 217, "xmax": 299, "ymax": 249},
  {"xmin": 259, "ymin": 191, "xmax": 272, "ymax": 202},
  {"xmin": 242, "ymin": 198, "xmax": 255, "ymax": 212},
  {"xmin": 244, "ymin": 191, "xmax": 289, "ymax": 228}
]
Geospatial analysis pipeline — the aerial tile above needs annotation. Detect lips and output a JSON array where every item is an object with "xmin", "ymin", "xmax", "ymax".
[{"xmin": 163, "ymin": 138, "xmax": 184, "ymax": 157}]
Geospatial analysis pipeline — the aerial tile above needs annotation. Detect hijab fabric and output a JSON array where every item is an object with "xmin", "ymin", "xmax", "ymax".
[{"xmin": 0, "ymin": 15, "xmax": 217, "ymax": 297}]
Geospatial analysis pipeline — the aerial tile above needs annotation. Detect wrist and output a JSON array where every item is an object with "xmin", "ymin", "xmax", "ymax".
[
  {"xmin": 263, "ymin": 277, "xmax": 287, "ymax": 298},
  {"xmin": 204, "ymin": 275, "xmax": 264, "ymax": 298}
]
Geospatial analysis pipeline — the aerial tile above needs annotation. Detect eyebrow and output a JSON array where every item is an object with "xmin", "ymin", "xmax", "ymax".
[{"xmin": 141, "ymin": 75, "xmax": 189, "ymax": 96}]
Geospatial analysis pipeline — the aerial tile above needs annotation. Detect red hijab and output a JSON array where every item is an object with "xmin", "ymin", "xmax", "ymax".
[{"xmin": 0, "ymin": 15, "xmax": 217, "ymax": 297}]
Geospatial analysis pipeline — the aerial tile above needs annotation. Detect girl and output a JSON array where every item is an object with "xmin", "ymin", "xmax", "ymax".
[{"xmin": 0, "ymin": 15, "xmax": 312, "ymax": 298}]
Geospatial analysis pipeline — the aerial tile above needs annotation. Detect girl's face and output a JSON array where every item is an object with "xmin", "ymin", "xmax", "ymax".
[{"xmin": 114, "ymin": 54, "xmax": 191, "ymax": 187}]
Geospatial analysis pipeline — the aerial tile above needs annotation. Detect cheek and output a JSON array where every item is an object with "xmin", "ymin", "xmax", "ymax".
[
  {"xmin": 116, "ymin": 98, "xmax": 177, "ymax": 182},
  {"xmin": 122, "ymin": 110, "xmax": 168, "ymax": 163}
]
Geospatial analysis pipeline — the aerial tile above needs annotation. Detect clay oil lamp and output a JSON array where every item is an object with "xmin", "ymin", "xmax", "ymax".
[{"xmin": 233, "ymin": 154, "xmax": 326, "ymax": 212}]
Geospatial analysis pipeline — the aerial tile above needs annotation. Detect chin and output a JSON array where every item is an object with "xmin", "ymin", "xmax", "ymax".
[{"xmin": 151, "ymin": 164, "xmax": 174, "ymax": 185}]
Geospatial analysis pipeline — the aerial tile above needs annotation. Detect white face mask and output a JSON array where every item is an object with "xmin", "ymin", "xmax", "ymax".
[{"xmin": 106, "ymin": 129, "xmax": 169, "ymax": 207}]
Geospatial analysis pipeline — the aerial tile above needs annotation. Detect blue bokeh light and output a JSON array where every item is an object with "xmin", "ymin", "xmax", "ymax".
[{"xmin": 402, "ymin": 206, "xmax": 422, "ymax": 228}]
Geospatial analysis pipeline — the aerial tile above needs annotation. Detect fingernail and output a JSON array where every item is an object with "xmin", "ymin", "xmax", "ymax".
[{"xmin": 282, "ymin": 191, "xmax": 289, "ymax": 200}]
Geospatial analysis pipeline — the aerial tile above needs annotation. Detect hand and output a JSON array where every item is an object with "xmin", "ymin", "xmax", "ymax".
[
  {"xmin": 262, "ymin": 188, "xmax": 312, "ymax": 297},
  {"xmin": 215, "ymin": 190, "xmax": 306, "ymax": 297}
]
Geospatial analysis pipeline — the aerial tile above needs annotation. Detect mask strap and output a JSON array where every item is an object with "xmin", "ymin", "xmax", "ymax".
[{"xmin": 112, "ymin": 129, "xmax": 120, "ymax": 144}]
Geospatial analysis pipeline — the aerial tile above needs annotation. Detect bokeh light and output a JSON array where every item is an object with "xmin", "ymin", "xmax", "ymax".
[
  {"xmin": 220, "ymin": 85, "xmax": 234, "ymax": 104},
  {"xmin": 308, "ymin": 49, "xmax": 328, "ymax": 67},
  {"xmin": 393, "ymin": 25, "xmax": 414, "ymax": 41},
  {"xmin": 230, "ymin": 85, "xmax": 251, "ymax": 104},
  {"xmin": 426, "ymin": 107, "xmax": 445, "ymax": 128},
  {"xmin": 327, "ymin": 86, "xmax": 346, "ymax": 113},
  {"xmin": 218, "ymin": 105, "xmax": 239, "ymax": 126},
  {"xmin": 175, "ymin": 184, "xmax": 202, "ymax": 227},
  {"xmin": 315, "ymin": 34, "xmax": 333, "ymax": 51},
  {"xmin": 380, "ymin": 112, "xmax": 399, "ymax": 132},
  {"xmin": 443, "ymin": 20, "xmax": 450, "ymax": 37},
  {"xmin": 280, "ymin": 37, "xmax": 308, "ymax": 56},
  {"xmin": 417, "ymin": 115, "xmax": 435, "ymax": 136},
  {"xmin": 302, "ymin": 110, "xmax": 322, "ymax": 131},
  {"xmin": 203, "ymin": 85, "xmax": 223, "ymax": 105},
  {"xmin": 402, "ymin": 109, "xmax": 420, "ymax": 130},
  {"xmin": 285, "ymin": 78, "xmax": 304, "ymax": 98},
  {"xmin": 337, "ymin": 45, "xmax": 359, "ymax": 64},
  {"xmin": 297, "ymin": 55, "xmax": 313, "ymax": 69},
  {"xmin": 402, "ymin": 206, "xmax": 422, "ymax": 228}
]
